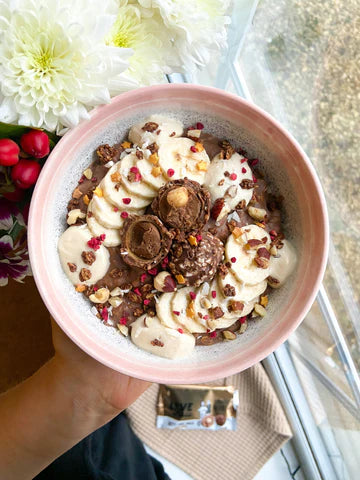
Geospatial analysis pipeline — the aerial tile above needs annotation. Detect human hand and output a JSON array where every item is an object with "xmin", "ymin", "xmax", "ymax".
[{"xmin": 51, "ymin": 318, "xmax": 151, "ymax": 419}]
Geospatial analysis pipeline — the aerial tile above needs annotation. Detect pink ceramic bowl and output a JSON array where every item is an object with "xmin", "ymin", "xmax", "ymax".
[{"xmin": 28, "ymin": 84, "xmax": 328, "ymax": 384}]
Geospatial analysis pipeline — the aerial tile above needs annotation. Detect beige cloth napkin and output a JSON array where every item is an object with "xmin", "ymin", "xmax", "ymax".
[{"xmin": 127, "ymin": 363, "xmax": 292, "ymax": 480}]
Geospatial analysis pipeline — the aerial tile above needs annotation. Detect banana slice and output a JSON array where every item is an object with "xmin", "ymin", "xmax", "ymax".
[
  {"xmin": 158, "ymin": 137, "xmax": 210, "ymax": 184},
  {"xmin": 117, "ymin": 153, "xmax": 157, "ymax": 199},
  {"xmin": 171, "ymin": 286, "xmax": 207, "ymax": 333},
  {"xmin": 129, "ymin": 115, "xmax": 183, "ymax": 147},
  {"xmin": 241, "ymin": 298, "xmax": 258, "ymax": 317},
  {"xmin": 87, "ymin": 203, "xmax": 121, "ymax": 247},
  {"xmin": 225, "ymin": 225, "xmax": 271, "ymax": 285},
  {"xmin": 131, "ymin": 314, "xmax": 195, "ymax": 360},
  {"xmin": 89, "ymin": 196, "xmax": 125, "ymax": 229},
  {"xmin": 156, "ymin": 292, "xmax": 180, "ymax": 329},
  {"xmin": 136, "ymin": 157, "xmax": 167, "ymax": 191},
  {"xmin": 192, "ymin": 290, "xmax": 212, "ymax": 328},
  {"xmin": 58, "ymin": 224, "xmax": 110, "ymax": 285},
  {"xmin": 218, "ymin": 271, "xmax": 267, "ymax": 303},
  {"xmin": 268, "ymin": 240, "xmax": 297, "ymax": 287},
  {"xmin": 205, "ymin": 280, "xmax": 257, "ymax": 329},
  {"xmin": 205, "ymin": 153, "xmax": 254, "ymax": 219},
  {"xmin": 101, "ymin": 163, "xmax": 150, "ymax": 210}
]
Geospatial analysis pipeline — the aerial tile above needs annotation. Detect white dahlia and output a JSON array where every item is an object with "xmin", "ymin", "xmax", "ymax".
[
  {"xmin": 106, "ymin": 3, "xmax": 170, "ymax": 85},
  {"xmin": 0, "ymin": 0, "xmax": 133, "ymax": 133},
  {"xmin": 136, "ymin": 0, "xmax": 231, "ymax": 71}
]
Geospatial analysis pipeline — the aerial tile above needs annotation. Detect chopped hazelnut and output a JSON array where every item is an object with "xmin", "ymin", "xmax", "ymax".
[
  {"xmin": 223, "ymin": 330, "xmax": 236, "ymax": 340},
  {"xmin": 75, "ymin": 284, "xmax": 86, "ymax": 292},
  {"xmin": 89, "ymin": 287, "xmax": 110, "ymax": 304},
  {"xmin": 67, "ymin": 209, "xmax": 86, "ymax": 225},
  {"xmin": 117, "ymin": 324, "xmax": 129, "ymax": 336},
  {"xmin": 254, "ymin": 303, "xmax": 266, "ymax": 317},
  {"xmin": 153, "ymin": 271, "xmax": 176, "ymax": 292},
  {"xmin": 83, "ymin": 168, "xmax": 93, "ymax": 180},
  {"xmin": 248, "ymin": 206, "xmax": 267, "ymax": 221}
]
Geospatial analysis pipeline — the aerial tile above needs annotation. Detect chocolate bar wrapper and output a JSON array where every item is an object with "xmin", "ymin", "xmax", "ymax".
[{"xmin": 156, "ymin": 384, "xmax": 238, "ymax": 431}]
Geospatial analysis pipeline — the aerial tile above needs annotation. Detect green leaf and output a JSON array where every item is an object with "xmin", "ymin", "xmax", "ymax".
[{"xmin": 0, "ymin": 122, "xmax": 60, "ymax": 145}]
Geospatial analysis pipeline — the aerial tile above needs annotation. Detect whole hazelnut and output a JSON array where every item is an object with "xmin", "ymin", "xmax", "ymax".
[
  {"xmin": 154, "ymin": 271, "xmax": 176, "ymax": 292},
  {"xmin": 166, "ymin": 187, "xmax": 189, "ymax": 208}
]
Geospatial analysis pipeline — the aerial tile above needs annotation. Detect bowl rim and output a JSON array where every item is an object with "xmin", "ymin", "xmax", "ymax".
[{"xmin": 28, "ymin": 83, "xmax": 329, "ymax": 383}]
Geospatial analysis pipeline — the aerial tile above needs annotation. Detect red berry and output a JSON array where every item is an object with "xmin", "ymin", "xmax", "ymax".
[
  {"xmin": 11, "ymin": 159, "xmax": 41, "ymax": 189},
  {"xmin": 167, "ymin": 168, "xmax": 175, "ymax": 177},
  {"xmin": 122, "ymin": 198, "xmax": 131, "ymax": 205},
  {"xmin": 120, "ymin": 211, "xmax": 129, "ymax": 218},
  {"xmin": 3, "ymin": 185, "xmax": 25, "ymax": 202},
  {"xmin": 229, "ymin": 173, "xmax": 237, "ymax": 180},
  {"xmin": 20, "ymin": 130, "xmax": 50, "ymax": 159},
  {"xmin": 0, "ymin": 138, "xmax": 20, "ymax": 166}
]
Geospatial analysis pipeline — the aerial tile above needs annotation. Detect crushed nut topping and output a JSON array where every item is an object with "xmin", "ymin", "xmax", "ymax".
[
  {"xmin": 240, "ymin": 179, "xmax": 255, "ymax": 189},
  {"xmin": 209, "ymin": 306, "xmax": 224, "ymax": 319},
  {"xmin": 236, "ymin": 199, "xmax": 246, "ymax": 210},
  {"xmin": 151, "ymin": 338, "xmax": 164, "ymax": 347},
  {"xmin": 142, "ymin": 122, "xmax": 159, "ymax": 132},
  {"xmin": 79, "ymin": 268, "xmax": 92, "ymax": 282},
  {"xmin": 67, "ymin": 262, "xmax": 77, "ymax": 272},
  {"xmin": 75, "ymin": 284, "xmax": 86, "ymax": 292},
  {"xmin": 81, "ymin": 251, "xmax": 96, "ymax": 266},
  {"xmin": 96, "ymin": 144, "xmax": 117, "ymax": 164},
  {"xmin": 109, "ymin": 268, "xmax": 123, "ymax": 278},
  {"xmin": 223, "ymin": 284, "xmax": 236, "ymax": 297},
  {"xmin": 228, "ymin": 300, "xmax": 244, "ymax": 313},
  {"xmin": 217, "ymin": 263, "xmax": 229, "ymax": 279},
  {"xmin": 147, "ymin": 142, "xmax": 159, "ymax": 154},
  {"xmin": 133, "ymin": 307, "xmax": 144, "ymax": 318}
]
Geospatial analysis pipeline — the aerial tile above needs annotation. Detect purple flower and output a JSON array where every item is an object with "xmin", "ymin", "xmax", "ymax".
[
  {"xmin": 0, "ymin": 199, "xmax": 30, "ymax": 286},
  {"xmin": 0, "ymin": 234, "xmax": 31, "ymax": 285},
  {"xmin": 0, "ymin": 198, "xmax": 25, "ymax": 230}
]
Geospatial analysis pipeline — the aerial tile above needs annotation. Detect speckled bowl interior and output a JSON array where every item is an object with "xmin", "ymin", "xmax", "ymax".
[{"xmin": 28, "ymin": 84, "xmax": 328, "ymax": 383}]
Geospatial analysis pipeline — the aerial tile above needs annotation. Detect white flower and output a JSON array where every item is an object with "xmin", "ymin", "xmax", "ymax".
[
  {"xmin": 137, "ymin": 0, "xmax": 231, "ymax": 72},
  {"xmin": 106, "ymin": 3, "xmax": 170, "ymax": 86},
  {"xmin": 0, "ymin": 0, "xmax": 134, "ymax": 133}
]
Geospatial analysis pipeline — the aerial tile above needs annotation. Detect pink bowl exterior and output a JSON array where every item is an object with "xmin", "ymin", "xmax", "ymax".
[{"xmin": 28, "ymin": 84, "xmax": 329, "ymax": 384}]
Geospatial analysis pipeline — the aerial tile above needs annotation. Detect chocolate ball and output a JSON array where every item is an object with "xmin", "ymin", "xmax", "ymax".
[
  {"xmin": 215, "ymin": 414, "xmax": 226, "ymax": 426},
  {"xmin": 169, "ymin": 231, "xmax": 223, "ymax": 286},
  {"xmin": 120, "ymin": 215, "xmax": 173, "ymax": 270},
  {"xmin": 151, "ymin": 178, "xmax": 210, "ymax": 232},
  {"xmin": 201, "ymin": 415, "xmax": 215, "ymax": 428}
]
